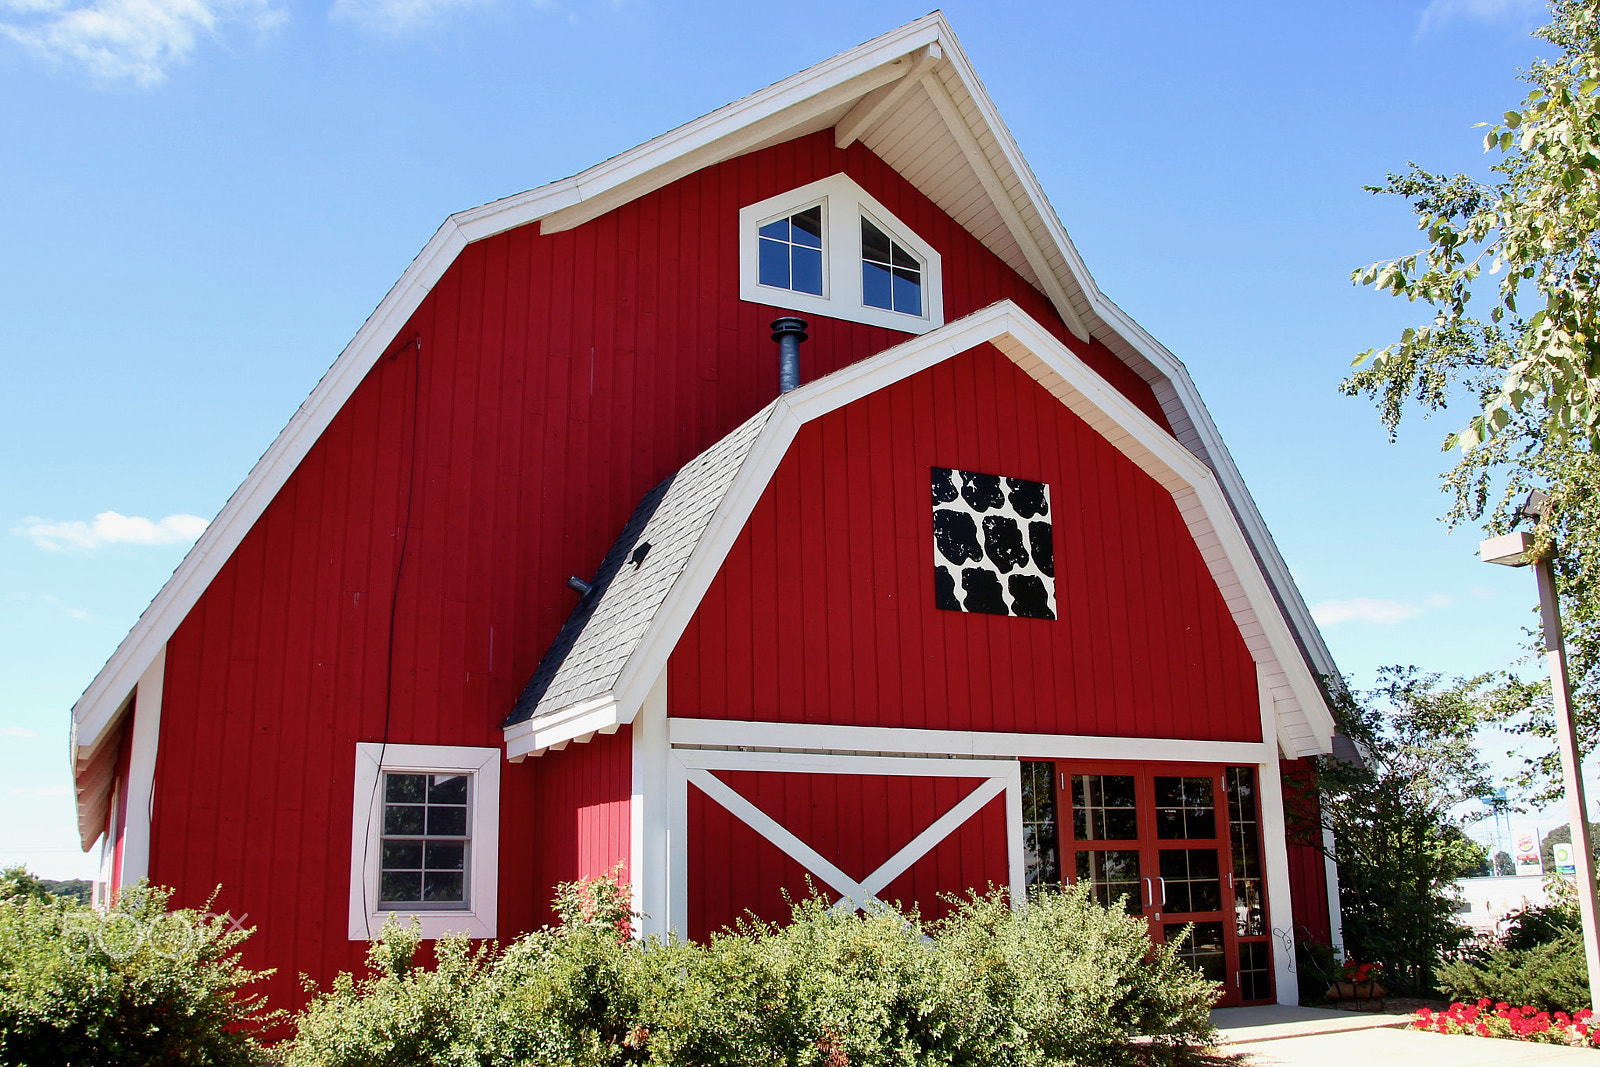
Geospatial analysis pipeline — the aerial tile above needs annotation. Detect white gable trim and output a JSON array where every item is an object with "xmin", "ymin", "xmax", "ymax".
[{"xmin": 504, "ymin": 301, "xmax": 1334, "ymax": 761}]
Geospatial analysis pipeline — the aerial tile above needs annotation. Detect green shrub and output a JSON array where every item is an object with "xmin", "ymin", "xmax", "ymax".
[
  {"xmin": 1435, "ymin": 880, "xmax": 1590, "ymax": 1012},
  {"xmin": 286, "ymin": 878, "xmax": 1219, "ymax": 1067},
  {"xmin": 1436, "ymin": 937, "xmax": 1590, "ymax": 1013},
  {"xmin": 0, "ymin": 878, "xmax": 275, "ymax": 1066}
]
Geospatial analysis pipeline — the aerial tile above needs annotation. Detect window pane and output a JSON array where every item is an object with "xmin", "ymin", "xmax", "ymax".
[
  {"xmin": 758, "ymin": 218, "xmax": 789, "ymax": 240},
  {"xmin": 792, "ymin": 246, "xmax": 823, "ymax": 295},
  {"xmin": 384, "ymin": 805, "xmax": 425, "ymax": 836},
  {"xmin": 423, "ymin": 871, "xmax": 465, "ymax": 903},
  {"xmin": 428, "ymin": 775, "xmax": 467, "ymax": 805},
  {"xmin": 1075, "ymin": 849, "xmax": 1142, "ymax": 914},
  {"xmin": 791, "ymin": 206, "xmax": 823, "ymax": 248},
  {"xmin": 1021, "ymin": 761, "xmax": 1059, "ymax": 888},
  {"xmin": 1159, "ymin": 848, "xmax": 1222, "ymax": 913},
  {"xmin": 1071, "ymin": 774, "xmax": 1138, "ymax": 841},
  {"xmin": 862, "ymin": 260, "xmax": 892, "ymax": 309},
  {"xmin": 759, "ymin": 238, "xmax": 790, "ymax": 289},
  {"xmin": 427, "ymin": 806, "xmax": 467, "ymax": 836},
  {"xmin": 380, "ymin": 871, "xmax": 422, "ymax": 902},
  {"xmin": 425, "ymin": 841, "xmax": 466, "ymax": 871},
  {"xmin": 892, "ymin": 266, "xmax": 921, "ymax": 315},
  {"xmin": 385, "ymin": 773, "xmax": 426, "ymax": 804},
  {"xmin": 1166, "ymin": 921, "xmax": 1226, "ymax": 984},
  {"xmin": 890, "ymin": 242, "xmax": 918, "ymax": 270},
  {"xmin": 861, "ymin": 217, "xmax": 892, "ymax": 264},
  {"xmin": 1155, "ymin": 776, "xmax": 1216, "ymax": 840},
  {"xmin": 382, "ymin": 840, "xmax": 423, "ymax": 870}
]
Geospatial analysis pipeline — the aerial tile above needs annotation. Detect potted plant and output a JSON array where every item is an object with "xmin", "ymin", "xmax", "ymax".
[{"xmin": 1327, "ymin": 958, "xmax": 1388, "ymax": 1001}]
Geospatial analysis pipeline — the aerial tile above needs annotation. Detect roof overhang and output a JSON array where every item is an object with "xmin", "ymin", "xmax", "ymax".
[{"xmin": 503, "ymin": 301, "xmax": 1336, "ymax": 761}]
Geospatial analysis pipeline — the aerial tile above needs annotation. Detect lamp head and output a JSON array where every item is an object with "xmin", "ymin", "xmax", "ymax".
[{"xmin": 1480, "ymin": 530, "xmax": 1535, "ymax": 567}]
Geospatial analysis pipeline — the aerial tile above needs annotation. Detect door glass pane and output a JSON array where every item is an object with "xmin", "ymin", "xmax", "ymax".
[
  {"xmin": 1154, "ymin": 776, "xmax": 1216, "ymax": 840},
  {"xmin": 1070, "ymin": 774, "xmax": 1138, "ymax": 841},
  {"xmin": 1165, "ymin": 921, "xmax": 1226, "ymax": 984},
  {"xmin": 1159, "ymin": 848, "xmax": 1222, "ymax": 913},
  {"xmin": 1239, "ymin": 940, "xmax": 1273, "ymax": 1001},
  {"xmin": 1075, "ymin": 849, "xmax": 1142, "ymax": 914},
  {"xmin": 1226, "ymin": 766, "xmax": 1266, "ymax": 935},
  {"xmin": 1021, "ymin": 762, "xmax": 1060, "ymax": 887}
]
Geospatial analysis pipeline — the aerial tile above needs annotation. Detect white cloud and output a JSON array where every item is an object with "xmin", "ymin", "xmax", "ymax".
[
  {"xmin": 0, "ymin": 726, "xmax": 41, "ymax": 738},
  {"xmin": 0, "ymin": 0, "xmax": 284, "ymax": 87},
  {"xmin": 1419, "ymin": 0, "xmax": 1545, "ymax": 33},
  {"xmin": 15, "ymin": 510, "xmax": 209, "ymax": 551},
  {"xmin": 329, "ymin": 0, "xmax": 558, "ymax": 35},
  {"xmin": 7, "ymin": 785, "xmax": 70, "ymax": 796},
  {"xmin": 1311, "ymin": 594, "xmax": 1454, "ymax": 626}
]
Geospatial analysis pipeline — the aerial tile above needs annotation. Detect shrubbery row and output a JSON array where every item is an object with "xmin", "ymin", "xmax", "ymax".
[{"xmin": 0, "ymin": 869, "xmax": 1219, "ymax": 1067}]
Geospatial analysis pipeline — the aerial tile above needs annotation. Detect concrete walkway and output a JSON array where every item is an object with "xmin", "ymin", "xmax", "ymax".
[{"xmin": 1209, "ymin": 1005, "xmax": 1600, "ymax": 1064}]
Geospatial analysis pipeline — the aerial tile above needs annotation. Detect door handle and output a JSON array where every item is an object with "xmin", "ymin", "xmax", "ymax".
[
  {"xmin": 1228, "ymin": 872, "xmax": 1235, "ymax": 890},
  {"xmin": 1142, "ymin": 877, "xmax": 1152, "ymax": 908},
  {"xmin": 1157, "ymin": 877, "xmax": 1167, "ymax": 906}
]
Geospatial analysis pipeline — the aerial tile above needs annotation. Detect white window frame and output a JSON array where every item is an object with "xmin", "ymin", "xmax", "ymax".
[
  {"xmin": 348, "ymin": 742, "xmax": 500, "ymax": 940},
  {"xmin": 739, "ymin": 173, "xmax": 944, "ymax": 334}
]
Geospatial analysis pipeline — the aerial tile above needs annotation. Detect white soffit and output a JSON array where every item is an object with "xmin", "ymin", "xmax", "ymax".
[
  {"xmin": 71, "ymin": 12, "xmax": 1337, "ymax": 826},
  {"xmin": 504, "ymin": 301, "xmax": 1335, "ymax": 760}
]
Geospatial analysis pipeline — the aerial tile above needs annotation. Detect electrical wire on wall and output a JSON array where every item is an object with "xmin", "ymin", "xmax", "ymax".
[{"xmin": 361, "ymin": 334, "xmax": 424, "ymax": 937}]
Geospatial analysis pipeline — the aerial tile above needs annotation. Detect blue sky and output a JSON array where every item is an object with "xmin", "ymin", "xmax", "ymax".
[{"xmin": 0, "ymin": 0, "xmax": 1572, "ymax": 877}]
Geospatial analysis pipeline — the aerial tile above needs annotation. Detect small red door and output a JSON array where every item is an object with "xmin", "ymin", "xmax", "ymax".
[{"xmin": 1048, "ymin": 761, "xmax": 1275, "ymax": 1006}]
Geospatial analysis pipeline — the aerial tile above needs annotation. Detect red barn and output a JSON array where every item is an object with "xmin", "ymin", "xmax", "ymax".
[{"xmin": 70, "ymin": 14, "xmax": 1343, "ymax": 1012}]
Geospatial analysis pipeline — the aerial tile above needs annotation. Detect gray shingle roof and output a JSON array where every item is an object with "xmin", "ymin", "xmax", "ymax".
[{"xmin": 502, "ymin": 402, "xmax": 778, "ymax": 728}]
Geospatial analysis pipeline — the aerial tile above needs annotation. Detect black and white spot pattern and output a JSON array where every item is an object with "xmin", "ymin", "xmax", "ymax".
[{"xmin": 932, "ymin": 467, "xmax": 1055, "ymax": 620}]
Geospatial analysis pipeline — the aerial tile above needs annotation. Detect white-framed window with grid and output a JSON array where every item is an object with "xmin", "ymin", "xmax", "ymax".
[
  {"xmin": 347, "ymin": 742, "xmax": 499, "ymax": 940},
  {"xmin": 739, "ymin": 173, "xmax": 943, "ymax": 334}
]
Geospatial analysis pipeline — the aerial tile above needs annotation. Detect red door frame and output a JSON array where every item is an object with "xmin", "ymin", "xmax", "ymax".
[{"xmin": 1053, "ymin": 759, "xmax": 1272, "ymax": 1007}]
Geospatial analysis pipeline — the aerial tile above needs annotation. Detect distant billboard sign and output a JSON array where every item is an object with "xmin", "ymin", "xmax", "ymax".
[
  {"xmin": 1514, "ymin": 828, "xmax": 1543, "ymax": 876},
  {"xmin": 1554, "ymin": 842, "xmax": 1577, "ymax": 876}
]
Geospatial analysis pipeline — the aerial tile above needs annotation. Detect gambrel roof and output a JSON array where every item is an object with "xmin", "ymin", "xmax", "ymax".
[
  {"xmin": 70, "ymin": 12, "xmax": 1338, "ymax": 846},
  {"xmin": 500, "ymin": 301, "xmax": 1336, "ymax": 762}
]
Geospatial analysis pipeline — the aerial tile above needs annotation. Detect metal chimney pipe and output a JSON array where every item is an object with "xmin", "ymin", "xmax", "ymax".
[{"xmin": 771, "ymin": 317, "xmax": 808, "ymax": 394}]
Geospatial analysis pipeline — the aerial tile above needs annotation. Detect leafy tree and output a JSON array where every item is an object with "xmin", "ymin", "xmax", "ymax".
[
  {"xmin": 1343, "ymin": 0, "xmax": 1600, "ymax": 804},
  {"xmin": 1540, "ymin": 820, "xmax": 1600, "ymax": 868},
  {"xmin": 1497, "ymin": 849, "xmax": 1520, "ymax": 876},
  {"xmin": 1315, "ymin": 668, "xmax": 1495, "ymax": 993}
]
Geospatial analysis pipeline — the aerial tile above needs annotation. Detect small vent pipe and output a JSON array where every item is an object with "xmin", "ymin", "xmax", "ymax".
[{"xmin": 771, "ymin": 317, "xmax": 808, "ymax": 394}]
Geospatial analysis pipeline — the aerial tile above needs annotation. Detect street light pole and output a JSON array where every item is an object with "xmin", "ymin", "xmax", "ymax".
[{"xmin": 1481, "ymin": 520, "xmax": 1600, "ymax": 1014}]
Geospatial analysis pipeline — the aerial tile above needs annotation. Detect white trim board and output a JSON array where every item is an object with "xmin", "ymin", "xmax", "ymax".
[
  {"xmin": 673, "ymin": 749, "xmax": 1023, "ymax": 923},
  {"xmin": 117, "ymin": 647, "xmax": 166, "ymax": 886},
  {"xmin": 70, "ymin": 10, "xmax": 1338, "ymax": 844},
  {"xmin": 669, "ymin": 718, "xmax": 1273, "ymax": 765},
  {"xmin": 506, "ymin": 301, "xmax": 1334, "ymax": 760},
  {"xmin": 348, "ymin": 742, "xmax": 501, "ymax": 941}
]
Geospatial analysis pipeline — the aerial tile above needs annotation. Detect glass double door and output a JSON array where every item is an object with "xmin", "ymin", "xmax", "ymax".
[{"xmin": 1036, "ymin": 761, "xmax": 1274, "ymax": 1006}]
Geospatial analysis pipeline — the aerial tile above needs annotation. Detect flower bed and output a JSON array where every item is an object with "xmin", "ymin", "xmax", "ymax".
[{"xmin": 1413, "ymin": 999, "xmax": 1598, "ymax": 1046}]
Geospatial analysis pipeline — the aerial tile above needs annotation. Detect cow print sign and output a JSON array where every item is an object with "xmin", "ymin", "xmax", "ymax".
[{"xmin": 932, "ymin": 467, "xmax": 1055, "ymax": 620}]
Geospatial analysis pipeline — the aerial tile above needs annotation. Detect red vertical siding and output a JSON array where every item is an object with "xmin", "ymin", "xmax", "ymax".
[
  {"xmin": 1281, "ymin": 758, "xmax": 1332, "ymax": 945},
  {"xmin": 687, "ymin": 771, "xmax": 1007, "ymax": 939},
  {"xmin": 670, "ymin": 342, "xmax": 1262, "ymax": 741},
  {"xmin": 530, "ymin": 727, "xmax": 634, "ymax": 927},
  {"xmin": 144, "ymin": 127, "xmax": 1174, "ymax": 1010}
]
